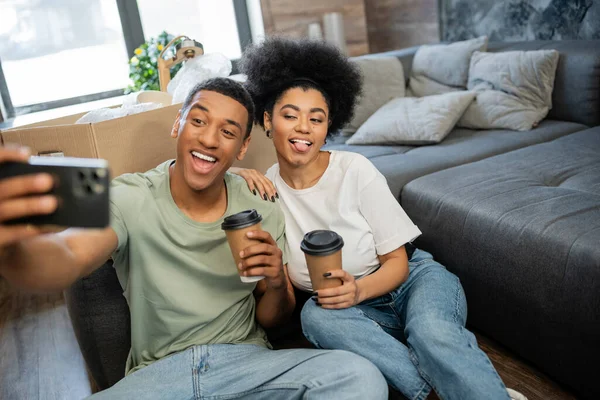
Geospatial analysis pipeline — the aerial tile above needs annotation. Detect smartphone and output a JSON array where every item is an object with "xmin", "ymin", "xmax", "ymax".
[{"xmin": 0, "ymin": 156, "xmax": 110, "ymax": 228}]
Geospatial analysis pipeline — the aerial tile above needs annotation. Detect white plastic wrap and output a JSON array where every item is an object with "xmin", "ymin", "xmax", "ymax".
[
  {"xmin": 167, "ymin": 53, "xmax": 232, "ymax": 104},
  {"xmin": 122, "ymin": 90, "xmax": 173, "ymax": 107},
  {"xmin": 75, "ymin": 103, "xmax": 162, "ymax": 124}
]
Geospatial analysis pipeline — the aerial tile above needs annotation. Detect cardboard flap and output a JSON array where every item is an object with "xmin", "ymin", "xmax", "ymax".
[
  {"xmin": 3, "ymin": 111, "xmax": 95, "ymax": 131},
  {"xmin": 1, "ymin": 124, "xmax": 97, "ymax": 158}
]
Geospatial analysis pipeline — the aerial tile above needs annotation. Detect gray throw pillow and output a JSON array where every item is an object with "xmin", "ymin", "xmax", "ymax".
[
  {"xmin": 458, "ymin": 50, "xmax": 560, "ymax": 131},
  {"xmin": 408, "ymin": 36, "xmax": 488, "ymax": 97},
  {"xmin": 342, "ymin": 57, "xmax": 405, "ymax": 136},
  {"xmin": 346, "ymin": 91, "xmax": 476, "ymax": 145}
]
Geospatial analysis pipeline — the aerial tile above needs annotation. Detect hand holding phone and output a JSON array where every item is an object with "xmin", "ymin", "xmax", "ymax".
[
  {"xmin": 0, "ymin": 145, "xmax": 59, "ymax": 252},
  {"xmin": 0, "ymin": 147, "xmax": 110, "ymax": 232}
]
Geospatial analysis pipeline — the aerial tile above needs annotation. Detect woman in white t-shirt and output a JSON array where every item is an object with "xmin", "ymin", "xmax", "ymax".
[{"xmin": 232, "ymin": 37, "xmax": 524, "ymax": 400}]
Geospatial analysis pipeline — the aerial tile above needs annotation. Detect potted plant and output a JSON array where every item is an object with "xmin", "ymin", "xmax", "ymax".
[{"xmin": 125, "ymin": 31, "xmax": 183, "ymax": 94}]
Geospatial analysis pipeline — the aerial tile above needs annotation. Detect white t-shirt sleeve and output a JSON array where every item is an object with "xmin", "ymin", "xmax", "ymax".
[{"xmin": 359, "ymin": 169, "xmax": 422, "ymax": 255}]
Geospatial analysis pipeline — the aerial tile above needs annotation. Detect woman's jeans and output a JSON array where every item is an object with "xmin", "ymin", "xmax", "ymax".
[{"xmin": 301, "ymin": 249, "xmax": 510, "ymax": 400}]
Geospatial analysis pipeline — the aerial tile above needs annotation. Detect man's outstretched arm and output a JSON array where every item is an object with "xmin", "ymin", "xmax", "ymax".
[
  {"xmin": 0, "ymin": 227, "xmax": 118, "ymax": 292},
  {"xmin": 0, "ymin": 145, "xmax": 118, "ymax": 292}
]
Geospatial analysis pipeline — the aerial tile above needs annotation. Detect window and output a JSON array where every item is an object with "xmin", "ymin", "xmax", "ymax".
[
  {"xmin": 0, "ymin": 0, "xmax": 253, "ymax": 118},
  {"xmin": 137, "ymin": 0, "xmax": 242, "ymax": 60}
]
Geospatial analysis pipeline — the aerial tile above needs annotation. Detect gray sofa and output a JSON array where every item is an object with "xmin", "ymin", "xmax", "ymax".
[
  {"xmin": 324, "ymin": 40, "xmax": 600, "ymax": 399},
  {"xmin": 65, "ymin": 40, "xmax": 599, "ymax": 398}
]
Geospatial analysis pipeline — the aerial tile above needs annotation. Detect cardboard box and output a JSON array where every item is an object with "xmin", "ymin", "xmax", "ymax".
[{"xmin": 0, "ymin": 104, "xmax": 277, "ymax": 178}]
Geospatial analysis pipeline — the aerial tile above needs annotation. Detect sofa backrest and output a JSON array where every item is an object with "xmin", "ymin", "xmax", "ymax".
[{"xmin": 358, "ymin": 40, "xmax": 600, "ymax": 127}]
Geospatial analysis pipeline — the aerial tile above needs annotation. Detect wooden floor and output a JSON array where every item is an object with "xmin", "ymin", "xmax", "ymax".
[
  {"xmin": 473, "ymin": 333, "xmax": 576, "ymax": 400},
  {"xmin": 0, "ymin": 278, "xmax": 578, "ymax": 400},
  {"xmin": 0, "ymin": 279, "xmax": 91, "ymax": 400}
]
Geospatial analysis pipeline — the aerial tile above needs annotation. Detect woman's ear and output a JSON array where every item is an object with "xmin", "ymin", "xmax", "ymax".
[{"xmin": 171, "ymin": 110, "xmax": 182, "ymax": 138}]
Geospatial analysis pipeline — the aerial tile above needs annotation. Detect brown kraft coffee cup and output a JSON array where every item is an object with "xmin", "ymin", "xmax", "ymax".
[
  {"xmin": 222, "ymin": 209, "xmax": 265, "ymax": 283},
  {"xmin": 300, "ymin": 230, "xmax": 344, "ymax": 290}
]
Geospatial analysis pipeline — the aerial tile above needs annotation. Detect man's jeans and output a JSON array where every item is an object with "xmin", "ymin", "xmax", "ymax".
[
  {"xmin": 88, "ymin": 344, "xmax": 387, "ymax": 399},
  {"xmin": 301, "ymin": 249, "xmax": 510, "ymax": 400}
]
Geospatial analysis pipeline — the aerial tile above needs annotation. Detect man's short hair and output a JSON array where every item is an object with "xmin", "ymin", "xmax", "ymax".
[{"xmin": 182, "ymin": 78, "xmax": 255, "ymax": 138}]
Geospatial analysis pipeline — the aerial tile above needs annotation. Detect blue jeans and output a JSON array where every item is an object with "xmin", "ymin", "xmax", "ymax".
[
  {"xmin": 88, "ymin": 344, "xmax": 387, "ymax": 399},
  {"xmin": 301, "ymin": 249, "xmax": 510, "ymax": 400}
]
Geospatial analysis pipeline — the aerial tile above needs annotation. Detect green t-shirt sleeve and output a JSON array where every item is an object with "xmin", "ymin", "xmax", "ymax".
[
  {"xmin": 108, "ymin": 177, "xmax": 136, "ymax": 260},
  {"xmin": 110, "ymin": 198, "xmax": 128, "ymax": 256},
  {"xmin": 274, "ymin": 206, "xmax": 288, "ymax": 266}
]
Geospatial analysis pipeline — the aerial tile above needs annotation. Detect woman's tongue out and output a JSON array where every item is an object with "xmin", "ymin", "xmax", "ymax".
[{"xmin": 291, "ymin": 139, "xmax": 311, "ymax": 153}]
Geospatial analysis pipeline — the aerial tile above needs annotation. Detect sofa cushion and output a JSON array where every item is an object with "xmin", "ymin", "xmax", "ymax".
[
  {"xmin": 401, "ymin": 127, "xmax": 600, "ymax": 398},
  {"xmin": 459, "ymin": 49, "xmax": 560, "ymax": 131},
  {"xmin": 407, "ymin": 36, "xmax": 488, "ymax": 97},
  {"xmin": 326, "ymin": 120, "xmax": 587, "ymax": 199},
  {"xmin": 346, "ymin": 91, "xmax": 475, "ymax": 145},
  {"xmin": 486, "ymin": 40, "xmax": 600, "ymax": 127}
]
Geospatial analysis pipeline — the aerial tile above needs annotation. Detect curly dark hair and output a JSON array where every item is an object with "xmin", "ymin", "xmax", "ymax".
[
  {"xmin": 182, "ymin": 77, "xmax": 255, "ymax": 137},
  {"xmin": 240, "ymin": 37, "xmax": 362, "ymax": 134}
]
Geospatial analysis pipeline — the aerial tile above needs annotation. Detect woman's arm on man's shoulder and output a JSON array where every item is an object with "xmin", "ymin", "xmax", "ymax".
[{"xmin": 315, "ymin": 245, "xmax": 409, "ymax": 309}]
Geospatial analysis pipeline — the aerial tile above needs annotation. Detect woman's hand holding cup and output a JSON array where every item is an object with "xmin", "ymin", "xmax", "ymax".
[{"xmin": 313, "ymin": 269, "xmax": 362, "ymax": 309}]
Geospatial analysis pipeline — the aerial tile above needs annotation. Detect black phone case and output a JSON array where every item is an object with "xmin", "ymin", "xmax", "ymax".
[{"xmin": 0, "ymin": 158, "xmax": 110, "ymax": 228}]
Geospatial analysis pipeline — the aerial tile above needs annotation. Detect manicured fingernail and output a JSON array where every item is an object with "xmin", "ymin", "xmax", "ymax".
[
  {"xmin": 253, "ymin": 189, "xmax": 257, "ymax": 195},
  {"xmin": 275, "ymin": 193, "xmax": 279, "ymax": 199},
  {"xmin": 246, "ymin": 231, "xmax": 253, "ymax": 237},
  {"xmin": 270, "ymin": 196, "xmax": 275, "ymax": 202},
  {"xmin": 239, "ymin": 251, "xmax": 244, "ymax": 258},
  {"xmin": 323, "ymin": 272, "xmax": 331, "ymax": 277},
  {"xmin": 263, "ymin": 193, "xmax": 268, "ymax": 201},
  {"xmin": 238, "ymin": 262, "xmax": 243, "ymax": 270}
]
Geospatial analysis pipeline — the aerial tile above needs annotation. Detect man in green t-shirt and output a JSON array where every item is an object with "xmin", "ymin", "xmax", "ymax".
[{"xmin": 0, "ymin": 78, "xmax": 387, "ymax": 399}]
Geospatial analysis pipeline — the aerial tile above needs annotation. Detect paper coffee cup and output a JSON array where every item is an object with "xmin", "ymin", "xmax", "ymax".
[
  {"xmin": 300, "ymin": 230, "xmax": 344, "ymax": 290},
  {"xmin": 222, "ymin": 209, "xmax": 266, "ymax": 283}
]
